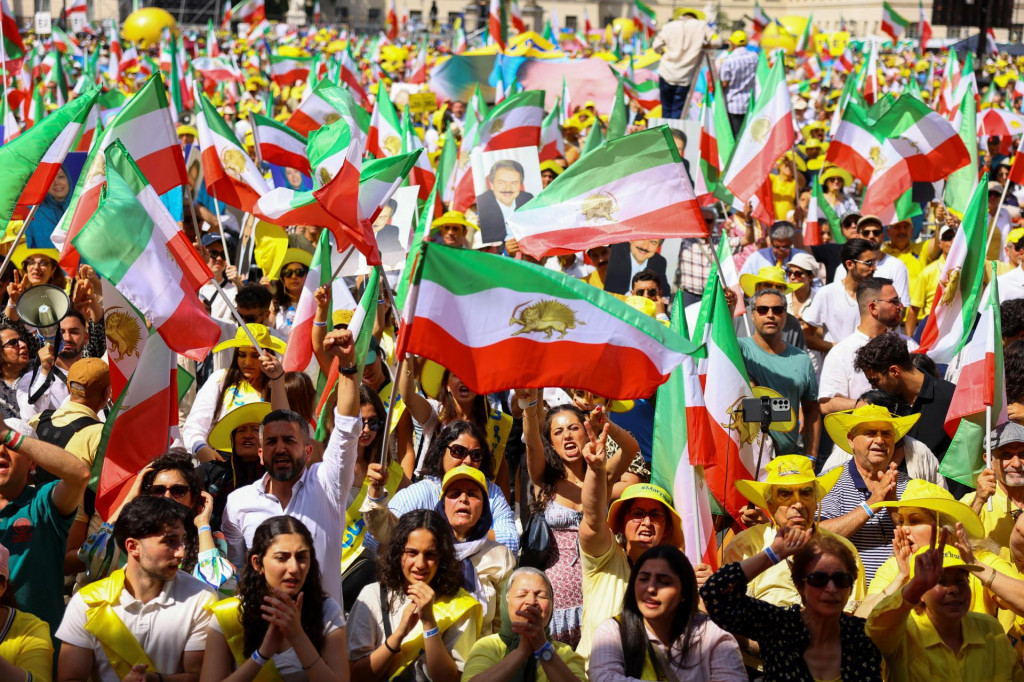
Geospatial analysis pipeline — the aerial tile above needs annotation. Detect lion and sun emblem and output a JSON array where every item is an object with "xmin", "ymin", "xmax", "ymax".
[{"xmin": 509, "ymin": 300, "xmax": 585, "ymax": 339}]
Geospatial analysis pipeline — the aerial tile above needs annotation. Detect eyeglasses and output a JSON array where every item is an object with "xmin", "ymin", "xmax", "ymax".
[
  {"xmin": 633, "ymin": 287, "xmax": 659, "ymax": 298},
  {"xmin": 1, "ymin": 338, "xmax": 25, "ymax": 349},
  {"xmin": 860, "ymin": 229, "xmax": 883, "ymax": 237},
  {"xmin": 873, "ymin": 297, "xmax": 903, "ymax": 308},
  {"xmin": 626, "ymin": 507, "xmax": 668, "ymax": 523},
  {"xmin": 207, "ymin": 251, "xmax": 226, "ymax": 261},
  {"xmin": 240, "ymin": 313, "xmax": 263, "ymax": 324},
  {"xmin": 147, "ymin": 484, "xmax": 191, "ymax": 499},
  {"xmin": 363, "ymin": 418, "xmax": 384, "ymax": 432},
  {"xmin": 281, "ymin": 268, "xmax": 309, "ymax": 278},
  {"xmin": 754, "ymin": 305, "xmax": 786, "ymax": 316},
  {"xmin": 785, "ymin": 269, "xmax": 808, "ymax": 278},
  {"xmin": 851, "ymin": 259, "xmax": 877, "ymax": 267},
  {"xmin": 802, "ymin": 571, "xmax": 855, "ymax": 589},
  {"xmin": 447, "ymin": 443, "xmax": 485, "ymax": 463}
]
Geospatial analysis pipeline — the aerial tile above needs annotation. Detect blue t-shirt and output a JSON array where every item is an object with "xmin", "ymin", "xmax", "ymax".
[
  {"xmin": 0, "ymin": 481, "xmax": 75, "ymax": 638},
  {"xmin": 737, "ymin": 336, "xmax": 818, "ymax": 456}
]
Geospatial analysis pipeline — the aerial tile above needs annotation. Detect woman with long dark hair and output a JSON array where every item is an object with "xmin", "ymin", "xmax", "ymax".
[
  {"xmin": 516, "ymin": 390, "xmax": 638, "ymax": 648},
  {"xmin": 347, "ymin": 509, "xmax": 481, "ymax": 682},
  {"xmin": 364, "ymin": 420, "xmax": 519, "ymax": 553},
  {"xmin": 182, "ymin": 325, "xmax": 287, "ymax": 464},
  {"xmin": 201, "ymin": 515, "xmax": 349, "ymax": 681},
  {"xmin": 591, "ymin": 546, "xmax": 745, "ymax": 682}
]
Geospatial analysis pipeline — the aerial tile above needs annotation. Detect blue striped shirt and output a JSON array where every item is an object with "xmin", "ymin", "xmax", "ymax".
[{"xmin": 819, "ymin": 460, "xmax": 908, "ymax": 584}]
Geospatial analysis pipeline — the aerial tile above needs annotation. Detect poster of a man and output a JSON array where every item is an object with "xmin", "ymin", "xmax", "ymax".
[{"xmin": 473, "ymin": 148, "xmax": 542, "ymax": 247}]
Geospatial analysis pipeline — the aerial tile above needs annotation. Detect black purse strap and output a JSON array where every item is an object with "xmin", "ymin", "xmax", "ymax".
[{"xmin": 380, "ymin": 584, "xmax": 393, "ymax": 640}]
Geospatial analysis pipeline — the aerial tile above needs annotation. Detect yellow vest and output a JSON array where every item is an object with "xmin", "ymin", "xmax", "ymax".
[
  {"xmin": 388, "ymin": 588, "xmax": 482, "ymax": 680},
  {"xmin": 613, "ymin": 615, "xmax": 661, "ymax": 680},
  {"xmin": 341, "ymin": 461, "xmax": 405, "ymax": 572},
  {"xmin": 78, "ymin": 570, "xmax": 155, "ymax": 679},
  {"xmin": 208, "ymin": 597, "xmax": 283, "ymax": 681}
]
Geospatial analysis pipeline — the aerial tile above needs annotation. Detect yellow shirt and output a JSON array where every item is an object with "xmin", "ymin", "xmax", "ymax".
[
  {"xmin": 770, "ymin": 174, "xmax": 797, "ymax": 222},
  {"xmin": 724, "ymin": 524, "xmax": 867, "ymax": 607},
  {"xmin": 29, "ymin": 401, "xmax": 103, "ymax": 523},
  {"xmin": 464, "ymin": 634, "xmax": 587, "ymax": 682},
  {"xmin": 911, "ymin": 255, "xmax": 945, "ymax": 312},
  {"xmin": 584, "ymin": 269, "xmax": 606, "ymax": 291},
  {"xmin": 0, "ymin": 608, "xmax": 53, "ymax": 682},
  {"xmin": 865, "ymin": 588, "xmax": 1024, "ymax": 682},
  {"xmin": 960, "ymin": 486, "xmax": 1019, "ymax": 550},
  {"xmin": 578, "ymin": 542, "xmax": 630, "ymax": 662}
]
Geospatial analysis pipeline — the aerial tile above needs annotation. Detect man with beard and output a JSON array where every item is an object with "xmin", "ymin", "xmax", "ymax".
[
  {"xmin": 16, "ymin": 310, "xmax": 91, "ymax": 420},
  {"xmin": 221, "ymin": 328, "xmax": 361, "ymax": 605},
  {"xmin": 964, "ymin": 422, "xmax": 1024, "ymax": 549},
  {"xmin": 56, "ymin": 496, "xmax": 216, "ymax": 681}
]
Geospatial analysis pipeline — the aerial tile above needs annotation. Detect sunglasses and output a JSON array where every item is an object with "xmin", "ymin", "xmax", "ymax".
[
  {"xmin": 447, "ymin": 443, "xmax": 485, "ymax": 463},
  {"xmin": 785, "ymin": 269, "xmax": 808, "ymax": 278},
  {"xmin": 148, "ymin": 484, "xmax": 191, "ymax": 499},
  {"xmin": 754, "ymin": 305, "xmax": 785, "ymax": 316},
  {"xmin": 1, "ymin": 338, "xmax": 25, "ymax": 349},
  {"xmin": 802, "ymin": 571, "xmax": 855, "ymax": 589},
  {"xmin": 633, "ymin": 287, "xmax": 659, "ymax": 297},
  {"xmin": 281, "ymin": 268, "xmax": 309, "ymax": 278},
  {"xmin": 851, "ymin": 259, "xmax": 877, "ymax": 267},
  {"xmin": 873, "ymin": 297, "xmax": 903, "ymax": 308},
  {"xmin": 207, "ymin": 251, "xmax": 226, "ymax": 261},
  {"xmin": 860, "ymin": 229, "xmax": 883, "ymax": 237},
  {"xmin": 364, "ymin": 418, "xmax": 384, "ymax": 432}
]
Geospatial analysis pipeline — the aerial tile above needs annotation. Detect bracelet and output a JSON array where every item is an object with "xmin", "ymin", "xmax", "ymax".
[
  {"xmin": 763, "ymin": 546, "xmax": 781, "ymax": 565},
  {"xmin": 423, "ymin": 626, "xmax": 440, "ymax": 639},
  {"xmin": 251, "ymin": 648, "xmax": 270, "ymax": 666},
  {"xmin": 517, "ymin": 398, "xmax": 537, "ymax": 409},
  {"xmin": 384, "ymin": 637, "xmax": 401, "ymax": 653},
  {"xmin": 986, "ymin": 568, "xmax": 997, "ymax": 589},
  {"xmin": 267, "ymin": 370, "xmax": 285, "ymax": 380},
  {"xmin": 302, "ymin": 655, "xmax": 321, "ymax": 671},
  {"xmin": 533, "ymin": 641, "xmax": 554, "ymax": 660},
  {"xmin": 860, "ymin": 501, "xmax": 876, "ymax": 519},
  {"xmin": 312, "ymin": 320, "xmax": 327, "ymax": 327},
  {"xmin": 3, "ymin": 430, "xmax": 24, "ymax": 451},
  {"xmin": 198, "ymin": 525, "xmax": 212, "ymax": 534},
  {"xmin": 340, "ymin": 364, "xmax": 359, "ymax": 375}
]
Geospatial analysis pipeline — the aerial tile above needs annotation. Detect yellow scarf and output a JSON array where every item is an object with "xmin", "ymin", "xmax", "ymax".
[
  {"xmin": 388, "ymin": 588, "xmax": 482, "ymax": 680},
  {"xmin": 341, "ymin": 460, "xmax": 405, "ymax": 573},
  {"xmin": 613, "ymin": 616, "xmax": 662, "ymax": 681},
  {"xmin": 79, "ymin": 570, "xmax": 155, "ymax": 679},
  {"xmin": 208, "ymin": 597, "xmax": 283, "ymax": 681}
]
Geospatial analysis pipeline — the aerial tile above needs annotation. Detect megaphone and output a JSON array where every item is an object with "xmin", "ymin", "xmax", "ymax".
[{"xmin": 16, "ymin": 284, "xmax": 71, "ymax": 343}]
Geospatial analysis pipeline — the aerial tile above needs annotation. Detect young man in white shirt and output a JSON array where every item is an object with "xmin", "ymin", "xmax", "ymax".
[
  {"xmin": 57, "ymin": 495, "xmax": 217, "ymax": 682},
  {"xmin": 801, "ymin": 238, "xmax": 878, "ymax": 355}
]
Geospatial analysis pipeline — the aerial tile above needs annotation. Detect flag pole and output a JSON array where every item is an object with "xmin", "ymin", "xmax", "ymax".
[
  {"xmin": 703, "ymin": 231, "xmax": 754, "ymax": 336},
  {"xmin": 209, "ymin": 186, "xmax": 233, "ymax": 268},
  {"xmin": 986, "ymin": 402, "xmax": 993, "ymax": 512},
  {"xmin": 376, "ymin": 268, "xmax": 406, "ymax": 467},
  {"xmin": 0, "ymin": 205, "xmax": 39, "ymax": 282},
  {"xmin": 331, "ymin": 245, "xmax": 357, "ymax": 280},
  {"xmin": 207, "ymin": 276, "xmax": 264, "ymax": 351},
  {"xmin": 247, "ymin": 110, "xmax": 264, "ymax": 169},
  {"xmin": 987, "ymin": 179, "xmax": 1012, "ymax": 257}
]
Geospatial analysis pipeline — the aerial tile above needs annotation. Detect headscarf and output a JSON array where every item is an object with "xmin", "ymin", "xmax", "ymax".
[
  {"xmin": 434, "ymin": 479, "xmax": 493, "ymax": 605},
  {"xmin": 498, "ymin": 568, "xmax": 554, "ymax": 682}
]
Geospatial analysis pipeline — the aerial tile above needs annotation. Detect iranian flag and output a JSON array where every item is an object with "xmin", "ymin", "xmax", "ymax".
[
  {"xmin": 539, "ymin": 101, "xmax": 564, "ymax": 161},
  {"xmin": 367, "ymin": 83, "xmax": 402, "ymax": 158},
  {"xmin": 400, "ymin": 106, "xmax": 435, "ymax": 201},
  {"xmin": 396, "ymin": 242, "xmax": 699, "ymax": 398},
  {"xmin": 223, "ymin": 0, "xmax": 265, "ymax": 26},
  {"xmin": 1009, "ymin": 134, "xmax": 1024, "ymax": 186},
  {"xmin": 269, "ymin": 53, "xmax": 312, "ymax": 86},
  {"xmin": 881, "ymin": 2, "xmax": 911, "ymax": 41},
  {"xmin": 488, "ymin": 0, "xmax": 506, "ymax": 51},
  {"xmin": 633, "ymin": 0, "xmax": 657, "ymax": 39},
  {"xmin": 251, "ymin": 112, "xmax": 310, "ymax": 175},
  {"xmin": 509, "ymin": 127, "xmax": 707, "ymax": 258},
  {"xmin": 944, "ymin": 89, "xmax": 977, "ymax": 218},
  {"xmin": 882, "ymin": 97, "xmax": 969, "ymax": 180},
  {"xmin": 938, "ymin": 272, "xmax": 1007, "ymax": 487},
  {"xmin": 696, "ymin": 79, "xmax": 735, "ymax": 205},
  {"xmin": 803, "ymin": 55, "xmax": 823, "ymax": 81},
  {"xmin": 752, "ymin": 1, "xmax": 771, "ymax": 35},
  {"xmin": 652, "ymin": 292, "xmax": 718, "ymax": 569},
  {"xmin": 51, "ymin": 75, "xmax": 187, "ymax": 274},
  {"xmin": 92, "ymin": 330, "xmax": 180, "ymax": 519},
  {"xmin": 692, "ymin": 268, "xmax": 773, "ymax": 521},
  {"xmin": 287, "ymin": 79, "xmax": 370, "ymax": 138},
  {"xmin": 190, "ymin": 56, "xmax": 242, "ymax": 84},
  {"xmin": 0, "ymin": 0, "xmax": 25, "ymax": 63},
  {"xmin": 937, "ymin": 49, "xmax": 961, "ymax": 118},
  {"xmin": 862, "ymin": 41, "xmax": 880, "ymax": 105},
  {"xmin": 607, "ymin": 76, "xmax": 627, "ymax": 141},
  {"xmin": 196, "ymin": 91, "xmax": 270, "ymax": 213},
  {"xmin": 837, "ymin": 48, "xmax": 856, "ymax": 73},
  {"xmin": 795, "ymin": 14, "xmax": 814, "ymax": 55},
  {"xmin": 477, "ymin": 90, "xmax": 545, "ymax": 152},
  {"xmin": 0, "ymin": 90, "xmax": 96, "ymax": 227},
  {"xmin": 100, "ymin": 280, "xmax": 149, "ymax": 399},
  {"xmin": 284, "ymin": 229, "xmax": 332, "ymax": 372},
  {"xmin": 354, "ymin": 151, "xmax": 422, "ymax": 237},
  {"xmin": 624, "ymin": 77, "xmax": 659, "ymax": 111},
  {"xmin": 72, "ymin": 141, "xmax": 220, "ymax": 361},
  {"xmin": 338, "ymin": 49, "xmax": 368, "ymax": 107},
  {"xmin": 804, "ymin": 181, "xmax": 824, "ymax": 246},
  {"xmin": 510, "ymin": 0, "xmax": 526, "ymax": 33},
  {"xmin": 918, "ymin": 0, "xmax": 932, "ymax": 52},
  {"xmin": 918, "ymin": 176, "xmax": 989, "ymax": 364},
  {"xmin": 860, "ymin": 138, "xmax": 916, "ymax": 224},
  {"xmin": 978, "ymin": 108, "xmax": 1024, "ymax": 139},
  {"xmin": 722, "ymin": 57, "xmax": 793, "ymax": 203},
  {"xmin": 206, "ymin": 19, "xmax": 220, "ymax": 57},
  {"xmin": 386, "ymin": 0, "xmax": 399, "ymax": 40}
]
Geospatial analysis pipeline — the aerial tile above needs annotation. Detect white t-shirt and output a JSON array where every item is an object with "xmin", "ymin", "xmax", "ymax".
[
  {"xmin": 819, "ymin": 329, "xmax": 919, "ymax": 402},
  {"xmin": 832, "ymin": 253, "xmax": 911, "ymax": 306},
  {"xmin": 800, "ymin": 281, "xmax": 859, "ymax": 344},
  {"xmin": 56, "ymin": 572, "xmax": 216, "ymax": 682},
  {"xmin": 209, "ymin": 597, "xmax": 346, "ymax": 681}
]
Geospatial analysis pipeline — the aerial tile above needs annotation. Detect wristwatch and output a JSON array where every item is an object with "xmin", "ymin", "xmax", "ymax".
[
  {"xmin": 533, "ymin": 641, "xmax": 554, "ymax": 662},
  {"xmin": 340, "ymin": 363, "xmax": 359, "ymax": 375}
]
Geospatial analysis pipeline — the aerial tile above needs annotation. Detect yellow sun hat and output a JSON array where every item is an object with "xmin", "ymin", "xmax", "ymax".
[
  {"xmin": 908, "ymin": 545, "xmax": 982, "ymax": 579},
  {"xmin": 824, "ymin": 404, "xmax": 920, "ymax": 454},
  {"xmin": 607, "ymin": 483, "xmax": 685, "ymax": 548},
  {"xmin": 212, "ymin": 324, "xmax": 287, "ymax": 355},
  {"xmin": 734, "ymin": 454, "xmax": 843, "ymax": 513},
  {"xmin": 870, "ymin": 479, "xmax": 985, "ymax": 538},
  {"xmin": 740, "ymin": 266, "xmax": 803, "ymax": 297},
  {"xmin": 208, "ymin": 402, "xmax": 273, "ymax": 452},
  {"xmin": 11, "ymin": 245, "xmax": 60, "ymax": 271}
]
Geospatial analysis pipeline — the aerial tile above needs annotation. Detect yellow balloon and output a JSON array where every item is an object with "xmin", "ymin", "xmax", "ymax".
[
  {"xmin": 605, "ymin": 18, "xmax": 636, "ymax": 43},
  {"xmin": 759, "ymin": 15, "xmax": 814, "ymax": 55},
  {"xmin": 122, "ymin": 7, "xmax": 178, "ymax": 49}
]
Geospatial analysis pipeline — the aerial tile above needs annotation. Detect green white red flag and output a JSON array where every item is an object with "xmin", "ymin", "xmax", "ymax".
[
  {"xmin": 196, "ymin": 90, "xmax": 270, "ymax": 212},
  {"xmin": 477, "ymin": 90, "xmax": 545, "ymax": 151},
  {"xmin": 400, "ymin": 105, "xmax": 435, "ymax": 201},
  {"xmin": 722, "ymin": 57, "xmax": 793, "ymax": 203},
  {"xmin": 918, "ymin": 176, "xmax": 989, "ymax": 364},
  {"xmin": 367, "ymin": 82, "xmax": 402, "ymax": 158},
  {"xmin": 945, "ymin": 89, "xmax": 978, "ymax": 218},
  {"xmin": 269, "ymin": 53, "xmax": 312, "ymax": 86},
  {"xmin": 250, "ymin": 111, "xmax": 310, "ymax": 176},
  {"xmin": 652, "ymin": 292, "xmax": 718, "ymax": 569},
  {"xmin": 539, "ymin": 99, "xmax": 564, "ymax": 161},
  {"xmin": 508, "ymin": 126, "xmax": 707, "ymax": 258},
  {"xmin": 881, "ymin": 2, "xmax": 910, "ymax": 41},
  {"xmin": 795, "ymin": 14, "xmax": 814, "ymax": 55},
  {"xmin": 632, "ymin": 0, "xmax": 657, "ymax": 39},
  {"xmin": 286, "ymin": 79, "xmax": 370, "ymax": 138},
  {"xmin": 283, "ymin": 229, "xmax": 332, "ymax": 372},
  {"xmin": 397, "ymin": 242, "xmax": 699, "ymax": 398},
  {"xmin": 938, "ymin": 269, "xmax": 1007, "ymax": 487},
  {"xmin": 72, "ymin": 141, "xmax": 220, "ymax": 361}
]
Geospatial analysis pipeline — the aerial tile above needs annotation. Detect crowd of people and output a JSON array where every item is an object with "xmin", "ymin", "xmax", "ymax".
[{"xmin": 2, "ymin": 4, "xmax": 1024, "ymax": 682}]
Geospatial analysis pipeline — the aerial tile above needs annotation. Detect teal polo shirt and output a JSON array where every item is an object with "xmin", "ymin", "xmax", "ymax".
[{"xmin": 0, "ymin": 481, "xmax": 75, "ymax": 638}]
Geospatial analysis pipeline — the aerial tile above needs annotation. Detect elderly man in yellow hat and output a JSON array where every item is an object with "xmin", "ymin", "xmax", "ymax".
[
  {"xmin": 724, "ymin": 455, "xmax": 863, "ymax": 668},
  {"xmin": 576, "ymin": 419, "xmax": 711, "ymax": 661},
  {"xmin": 817, "ymin": 404, "xmax": 920, "ymax": 584}
]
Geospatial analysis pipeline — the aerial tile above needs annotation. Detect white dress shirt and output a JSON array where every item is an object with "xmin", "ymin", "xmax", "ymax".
[{"xmin": 221, "ymin": 411, "xmax": 360, "ymax": 606}]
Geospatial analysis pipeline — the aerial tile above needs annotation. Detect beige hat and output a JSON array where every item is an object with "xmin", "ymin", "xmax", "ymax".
[{"xmin": 67, "ymin": 358, "xmax": 111, "ymax": 401}]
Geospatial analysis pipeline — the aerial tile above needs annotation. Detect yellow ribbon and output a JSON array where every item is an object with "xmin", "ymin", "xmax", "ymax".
[
  {"xmin": 208, "ymin": 597, "xmax": 283, "ymax": 681},
  {"xmin": 388, "ymin": 589, "xmax": 482, "ymax": 680},
  {"xmin": 613, "ymin": 616, "xmax": 662, "ymax": 681},
  {"xmin": 79, "ymin": 569, "xmax": 156, "ymax": 679},
  {"xmin": 341, "ymin": 460, "xmax": 405, "ymax": 573}
]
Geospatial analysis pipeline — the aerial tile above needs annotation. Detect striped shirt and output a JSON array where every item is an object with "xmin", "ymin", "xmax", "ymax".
[
  {"xmin": 819, "ymin": 460, "xmax": 908, "ymax": 584},
  {"xmin": 719, "ymin": 48, "xmax": 759, "ymax": 114}
]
